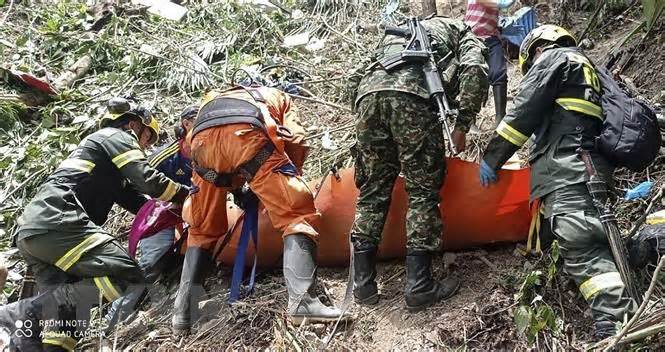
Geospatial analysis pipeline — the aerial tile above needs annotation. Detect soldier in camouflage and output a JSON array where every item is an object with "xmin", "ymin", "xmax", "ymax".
[{"xmin": 351, "ymin": 16, "xmax": 489, "ymax": 312}]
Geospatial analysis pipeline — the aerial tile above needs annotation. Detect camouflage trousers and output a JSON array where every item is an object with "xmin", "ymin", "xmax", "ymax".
[{"xmin": 351, "ymin": 91, "xmax": 445, "ymax": 252}]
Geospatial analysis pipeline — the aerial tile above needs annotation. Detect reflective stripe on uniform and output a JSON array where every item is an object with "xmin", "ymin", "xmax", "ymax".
[
  {"xmin": 579, "ymin": 272, "xmax": 624, "ymax": 300},
  {"xmin": 496, "ymin": 120, "xmax": 529, "ymax": 147},
  {"xmin": 112, "ymin": 149, "xmax": 145, "ymax": 168},
  {"xmin": 43, "ymin": 331, "xmax": 77, "ymax": 351},
  {"xmin": 58, "ymin": 158, "xmax": 96, "ymax": 173},
  {"xmin": 148, "ymin": 143, "xmax": 179, "ymax": 168},
  {"xmin": 94, "ymin": 276, "xmax": 122, "ymax": 302},
  {"xmin": 157, "ymin": 181, "xmax": 179, "ymax": 201},
  {"xmin": 555, "ymin": 98, "xmax": 603, "ymax": 120},
  {"xmin": 54, "ymin": 233, "xmax": 112, "ymax": 272}
]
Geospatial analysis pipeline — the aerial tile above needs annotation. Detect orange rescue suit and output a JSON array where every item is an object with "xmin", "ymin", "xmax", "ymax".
[{"xmin": 182, "ymin": 86, "xmax": 318, "ymax": 250}]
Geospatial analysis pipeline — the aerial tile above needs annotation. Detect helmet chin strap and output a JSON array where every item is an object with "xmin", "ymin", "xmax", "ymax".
[
  {"xmin": 137, "ymin": 124, "xmax": 147, "ymax": 142},
  {"xmin": 126, "ymin": 119, "xmax": 147, "ymax": 145}
]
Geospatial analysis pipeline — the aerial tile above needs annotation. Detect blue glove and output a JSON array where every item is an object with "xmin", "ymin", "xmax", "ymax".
[
  {"xmin": 479, "ymin": 160, "xmax": 498, "ymax": 187},
  {"xmin": 625, "ymin": 181, "xmax": 653, "ymax": 200}
]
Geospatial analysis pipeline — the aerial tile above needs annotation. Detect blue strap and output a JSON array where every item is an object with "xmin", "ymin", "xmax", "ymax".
[
  {"xmin": 273, "ymin": 162, "xmax": 298, "ymax": 176},
  {"xmin": 229, "ymin": 194, "xmax": 259, "ymax": 303}
]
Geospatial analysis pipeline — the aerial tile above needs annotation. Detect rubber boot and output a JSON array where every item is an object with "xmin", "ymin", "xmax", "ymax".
[
  {"xmin": 0, "ymin": 297, "xmax": 44, "ymax": 351},
  {"xmin": 492, "ymin": 83, "xmax": 508, "ymax": 127},
  {"xmin": 405, "ymin": 250, "xmax": 460, "ymax": 312},
  {"xmin": 104, "ymin": 286, "xmax": 147, "ymax": 333},
  {"xmin": 171, "ymin": 247, "xmax": 213, "ymax": 335},
  {"xmin": 594, "ymin": 320, "xmax": 617, "ymax": 340},
  {"xmin": 283, "ymin": 234, "xmax": 351, "ymax": 324},
  {"xmin": 352, "ymin": 241, "xmax": 379, "ymax": 305}
]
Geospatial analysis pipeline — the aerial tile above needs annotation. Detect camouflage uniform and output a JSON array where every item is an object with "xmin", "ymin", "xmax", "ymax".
[{"xmin": 352, "ymin": 16, "xmax": 489, "ymax": 252}]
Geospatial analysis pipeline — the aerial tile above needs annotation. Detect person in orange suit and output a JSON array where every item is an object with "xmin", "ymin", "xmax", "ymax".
[{"xmin": 172, "ymin": 85, "xmax": 349, "ymax": 334}]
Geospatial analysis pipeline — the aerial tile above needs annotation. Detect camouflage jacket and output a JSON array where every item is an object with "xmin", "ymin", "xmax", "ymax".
[
  {"xmin": 482, "ymin": 46, "xmax": 613, "ymax": 204},
  {"xmin": 17, "ymin": 127, "xmax": 188, "ymax": 238},
  {"xmin": 355, "ymin": 16, "xmax": 489, "ymax": 132}
]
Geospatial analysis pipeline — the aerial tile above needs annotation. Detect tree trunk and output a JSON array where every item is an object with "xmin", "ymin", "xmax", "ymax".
[{"xmin": 53, "ymin": 55, "xmax": 92, "ymax": 91}]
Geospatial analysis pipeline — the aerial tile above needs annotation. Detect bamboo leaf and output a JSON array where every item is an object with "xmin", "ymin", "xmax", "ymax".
[{"xmin": 642, "ymin": 0, "xmax": 665, "ymax": 30}]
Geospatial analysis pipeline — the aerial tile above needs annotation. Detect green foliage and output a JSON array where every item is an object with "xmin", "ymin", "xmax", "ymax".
[
  {"xmin": 0, "ymin": 0, "xmax": 374, "ymax": 241},
  {"xmin": 0, "ymin": 101, "xmax": 26, "ymax": 131},
  {"xmin": 642, "ymin": 0, "xmax": 665, "ymax": 30},
  {"xmin": 0, "ymin": 122, "xmax": 83, "ymax": 235},
  {"xmin": 513, "ymin": 241, "xmax": 564, "ymax": 345}
]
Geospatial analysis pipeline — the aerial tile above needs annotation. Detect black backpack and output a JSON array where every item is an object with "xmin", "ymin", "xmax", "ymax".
[{"xmin": 595, "ymin": 67, "xmax": 661, "ymax": 172}]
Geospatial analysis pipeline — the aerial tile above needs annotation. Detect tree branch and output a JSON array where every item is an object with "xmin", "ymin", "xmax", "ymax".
[{"xmin": 605, "ymin": 256, "xmax": 665, "ymax": 351}]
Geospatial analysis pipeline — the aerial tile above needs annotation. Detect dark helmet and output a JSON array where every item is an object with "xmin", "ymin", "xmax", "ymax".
[
  {"xmin": 179, "ymin": 105, "xmax": 199, "ymax": 121},
  {"xmin": 519, "ymin": 25, "xmax": 577, "ymax": 75},
  {"xmin": 100, "ymin": 97, "xmax": 160, "ymax": 144}
]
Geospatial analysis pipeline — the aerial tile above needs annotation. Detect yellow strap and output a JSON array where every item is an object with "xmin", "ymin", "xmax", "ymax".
[
  {"xmin": 112, "ymin": 149, "xmax": 145, "ymax": 169},
  {"xmin": 525, "ymin": 201, "xmax": 543, "ymax": 256},
  {"xmin": 579, "ymin": 272, "xmax": 624, "ymax": 300},
  {"xmin": 43, "ymin": 332, "xmax": 77, "ymax": 351},
  {"xmin": 94, "ymin": 276, "xmax": 122, "ymax": 302},
  {"xmin": 157, "ymin": 181, "xmax": 179, "ymax": 201},
  {"xmin": 535, "ymin": 213, "xmax": 542, "ymax": 254},
  {"xmin": 58, "ymin": 158, "xmax": 96, "ymax": 173},
  {"xmin": 526, "ymin": 204, "xmax": 537, "ymax": 253},
  {"xmin": 148, "ymin": 143, "xmax": 179, "ymax": 167},
  {"xmin": 555, "ymin": 98, "xmax": 603, "ymax": 120},
  {"xmin": 54, "ymin": 233, "xmax": 112, "ymax": 272},
  {"xmin": 496, "ymin": 120, "xmax": 529, "ymax": 147}
]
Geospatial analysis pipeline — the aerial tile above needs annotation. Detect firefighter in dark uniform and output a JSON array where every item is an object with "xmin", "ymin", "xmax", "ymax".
[
  {"xmin": 106, "ymin": 105, "xmax": 197, "ymax": 323},
  {"xmin": 479, "ymin": 25, "xmax": 637, "ymax": 338},
  {"xmin": 0, "ymin": 98, "xmax": 189, "ymax": 351}
]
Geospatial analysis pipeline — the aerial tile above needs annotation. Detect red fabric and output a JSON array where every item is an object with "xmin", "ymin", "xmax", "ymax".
[
  {"xmin": 10, "ymin": 70, "xmax": 57, "ymax": 95},
  {"xmin": 128, "ymin": 199, "xmax": 182, "ymax": 258},
  {"xmin": 465, "ymin": 0, "xmax": 500, "ymax": 38}
]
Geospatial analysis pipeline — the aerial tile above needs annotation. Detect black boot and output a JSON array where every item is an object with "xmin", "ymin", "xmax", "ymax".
[
  {"xmin": 0, "ymin": 297, "xmax": 45, "ymax": 351},
  {"xmin": 492, "ymin": 83, "xmax": 508, "ymax": 127},
  {"xmin": 171, "ymin": 247, "xmax": 213, "ymax": 335},
  {"xmin": 352, "ymin": 241, "xmax": 378, "ymax": 305},
  {"xmin": 594, "ymin": 320, "xmax": 617, "ymax": 340},
  {"xmin": 405, "ymin": 250, "xmax": 460, "ymax": 312},
  {"xmin": 284, "ymin": 234, "xmax": 351, "ymax": 324}
]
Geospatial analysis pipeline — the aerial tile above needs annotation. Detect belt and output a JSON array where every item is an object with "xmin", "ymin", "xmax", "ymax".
[{"xmin": 194, "ymin": 143, "xmax": 275, "ymax": 188}]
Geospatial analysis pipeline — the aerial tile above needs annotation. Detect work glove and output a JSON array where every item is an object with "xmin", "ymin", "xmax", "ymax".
[
  {"xmin": 625, "ymin": 181, "xmax": 653, "ymax": 200},
  {"xmin": 479, "ymin": 160, "xmax": 498, "ymax": 187}
]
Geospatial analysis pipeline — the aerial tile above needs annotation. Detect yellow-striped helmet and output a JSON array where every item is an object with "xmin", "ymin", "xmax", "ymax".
[
  {"xmin": 100, "ymin": 97, "xmax": 160, "ymax": 144},
  {"xmin": 519, "ymin": 25, "xmax": 577, "ymax": 75}
]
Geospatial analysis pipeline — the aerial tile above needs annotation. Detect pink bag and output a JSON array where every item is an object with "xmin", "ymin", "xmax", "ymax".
[{"xmin": 128, "ymin": 199, "xmax": 182, "ymax": 258}]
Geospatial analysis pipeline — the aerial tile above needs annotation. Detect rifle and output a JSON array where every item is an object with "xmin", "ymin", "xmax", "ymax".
[
  {"xmin": 380, "ymin": 17, "xmax": 459, "ymax": 155},
  {"xmin": 578, "ymin": 149, "xmax": 642, "ymax": 305}
]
